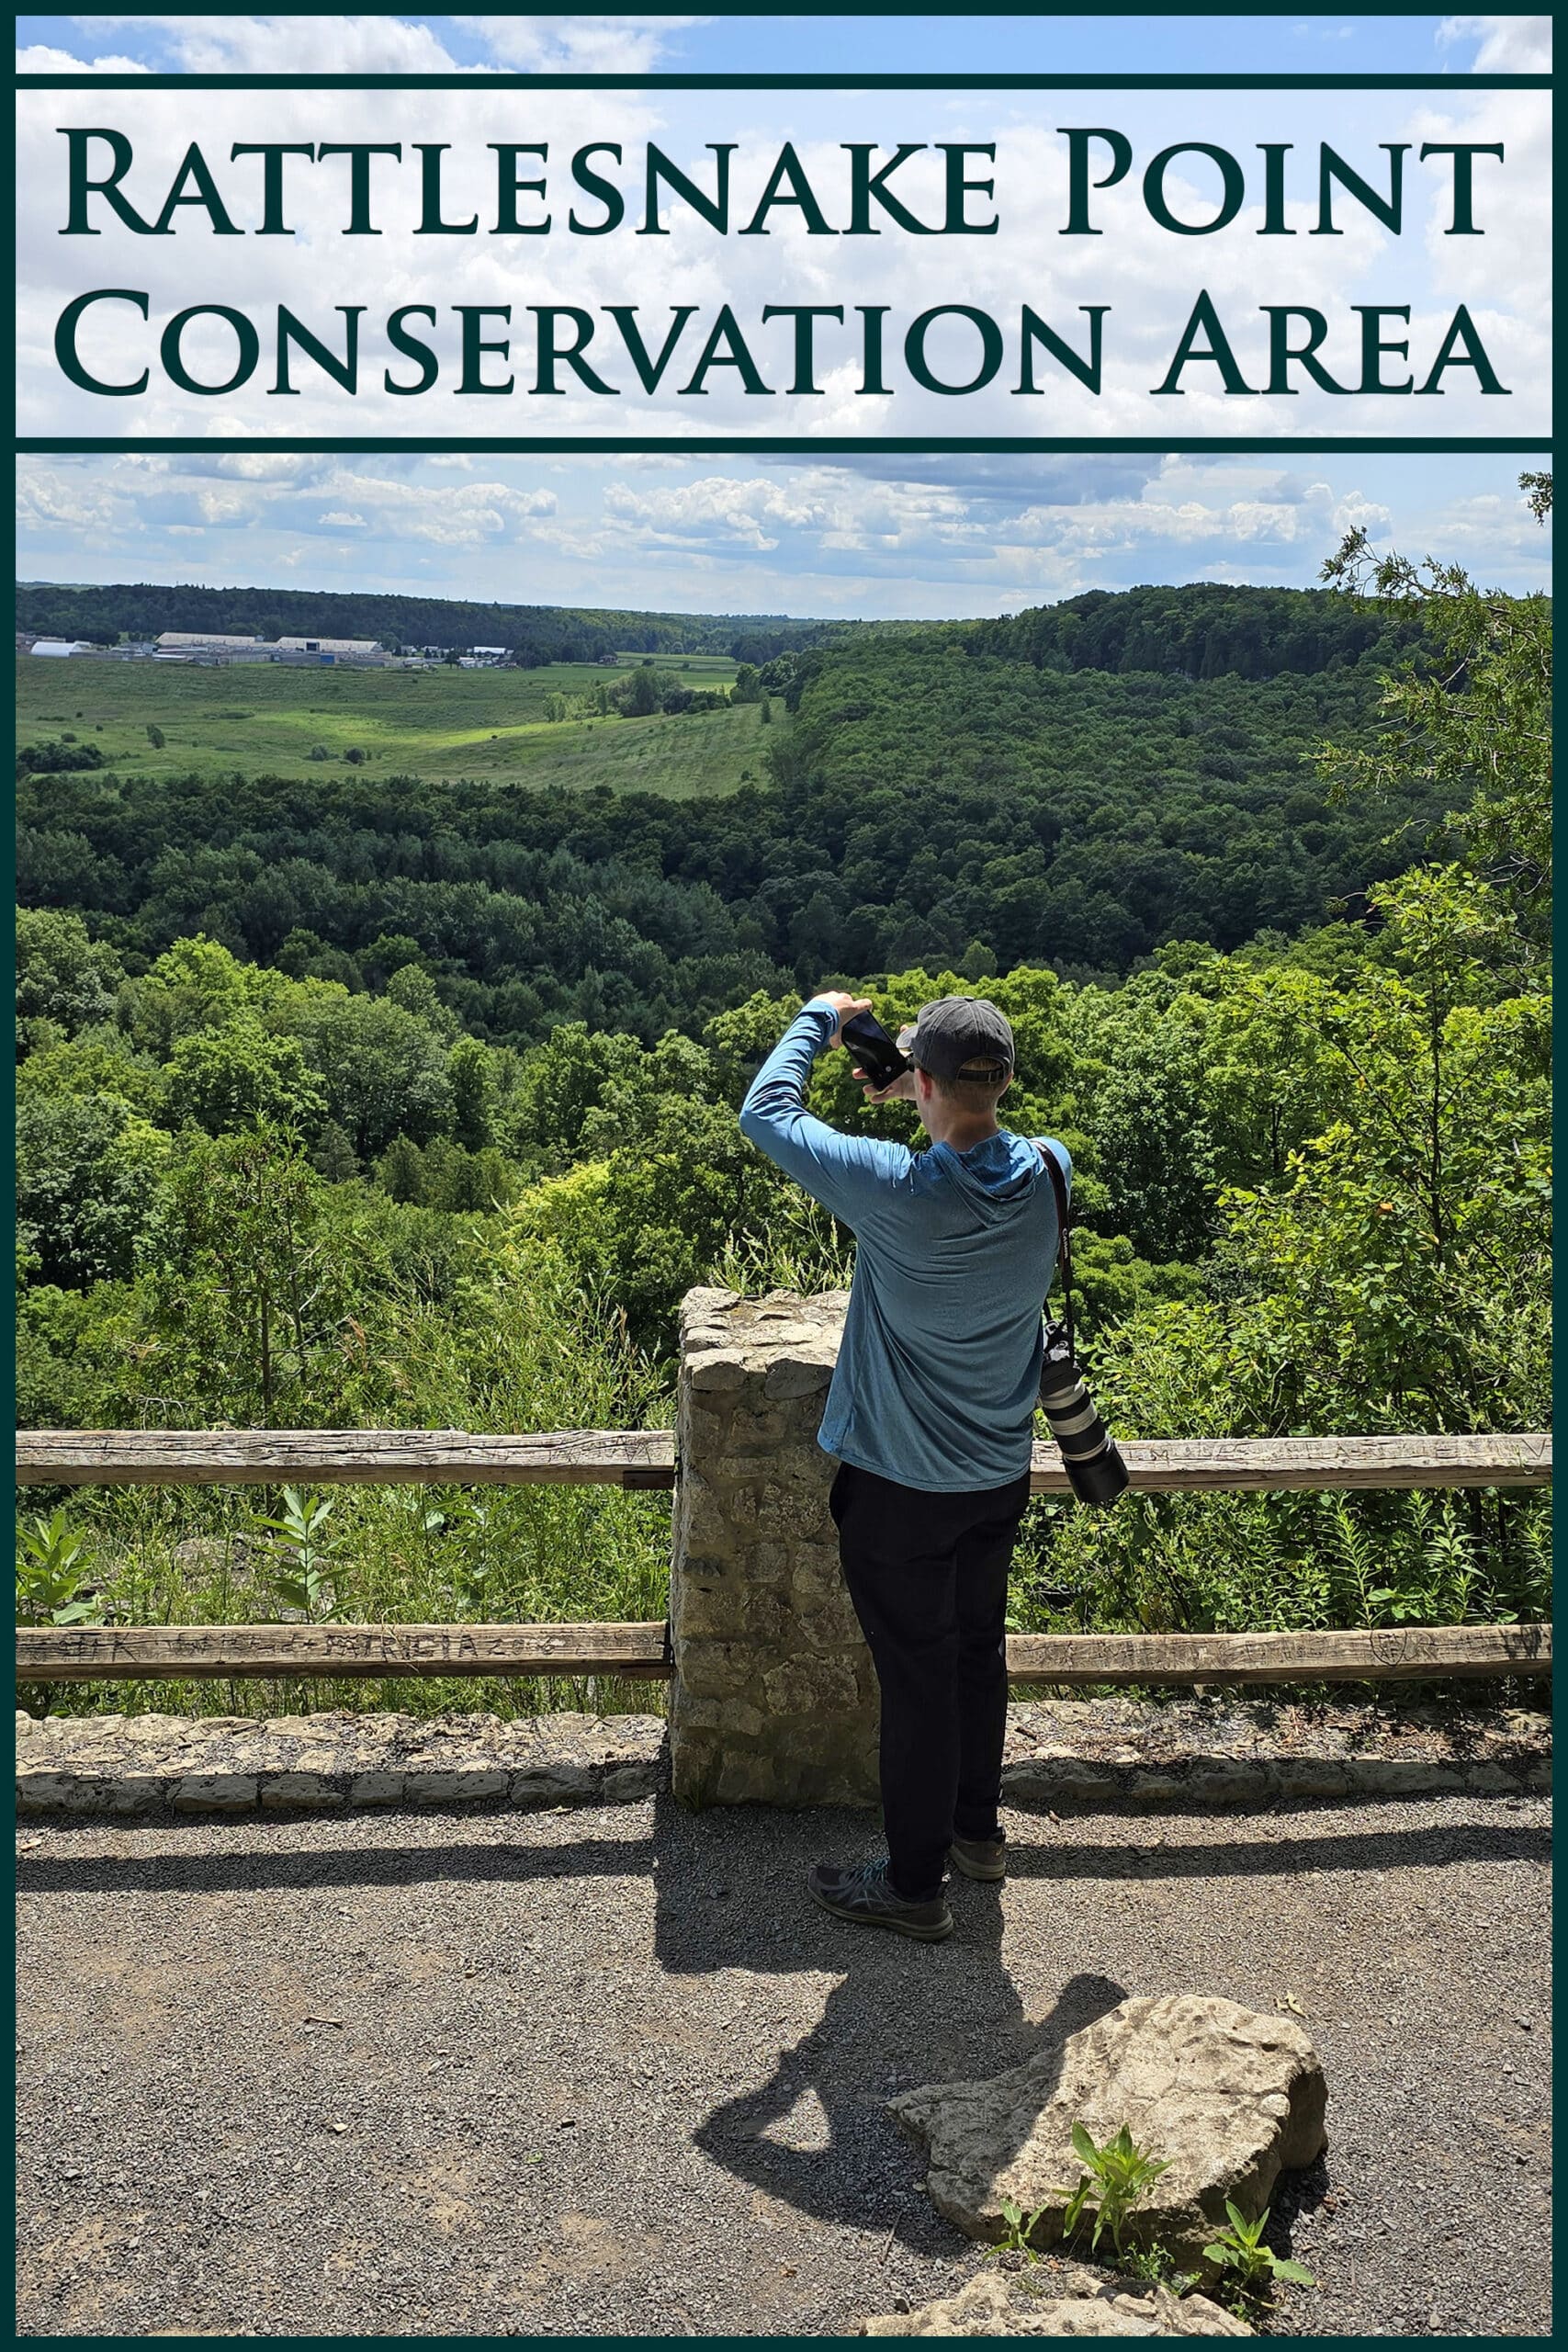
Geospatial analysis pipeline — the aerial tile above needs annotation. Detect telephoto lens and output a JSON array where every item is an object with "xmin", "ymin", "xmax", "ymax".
[{"xmin": 1039, "ymin": 1329, "xmax": 1131, "ymax": 1507}]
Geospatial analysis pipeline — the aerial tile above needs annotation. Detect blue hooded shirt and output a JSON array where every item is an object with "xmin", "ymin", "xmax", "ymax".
[{"xmin": 738, "ymin": 999, "xmax": 1071, "ymax": 1493}]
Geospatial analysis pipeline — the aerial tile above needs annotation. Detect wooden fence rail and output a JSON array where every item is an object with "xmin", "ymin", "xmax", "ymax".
[
  {"xmin": 15, "ymin": 1621, "xmax": 1551, "ymax": 1686},
  {"xmin": 15, "ymin": 1428, "xmax": 1552, "ymax": 1494},
  {"xmin": 15, "ymin": 1426, "xmax": 1551, "ymax": 1690}
]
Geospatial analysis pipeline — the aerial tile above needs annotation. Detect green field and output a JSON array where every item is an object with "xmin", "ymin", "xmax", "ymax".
[{"xmin": 15, "ymin": 652, "xmax": 783, "ymax": 797}]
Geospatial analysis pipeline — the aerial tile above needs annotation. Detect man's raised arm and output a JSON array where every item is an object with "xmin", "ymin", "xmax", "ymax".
[{"xmin": 738, "ymin": 993, "xmax": 912, "ymax": 1227}]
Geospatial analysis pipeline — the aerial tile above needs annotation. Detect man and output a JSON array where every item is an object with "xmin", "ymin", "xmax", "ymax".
[{"xmin": 739, "ymin": 990, "xmax": 1070, "ymax": 1943}]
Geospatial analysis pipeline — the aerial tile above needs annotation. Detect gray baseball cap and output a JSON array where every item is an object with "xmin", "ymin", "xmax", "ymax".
[{"xmin": 898, "ymin": 996, "xmax": 1015, "ymax": 1080}]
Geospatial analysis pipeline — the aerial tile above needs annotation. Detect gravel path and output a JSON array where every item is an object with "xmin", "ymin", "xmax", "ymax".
[{"xmin": 16, "ymin": 1788, "xmax": 1551, "ymax": 2337}]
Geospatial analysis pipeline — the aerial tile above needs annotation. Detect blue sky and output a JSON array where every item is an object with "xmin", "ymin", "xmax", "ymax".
[
  {"xmin": 16, "ymin": 448, "xmax": 1551, "ymax": 616},
  {"xmin": 12, "ymin": 14, "xmax": 1556, "ymax": 77}
]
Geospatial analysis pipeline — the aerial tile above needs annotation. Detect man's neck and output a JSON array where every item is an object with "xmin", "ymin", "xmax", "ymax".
[{"xmin": 922, "ymin": 1109, "xmax": 1003, "ymax": 1152}]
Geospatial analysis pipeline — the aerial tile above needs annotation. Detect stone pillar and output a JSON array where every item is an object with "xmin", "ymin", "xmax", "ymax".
[{"xmin": 669, "ymin": 1286, "xmax": 880, "ymax": 1808}]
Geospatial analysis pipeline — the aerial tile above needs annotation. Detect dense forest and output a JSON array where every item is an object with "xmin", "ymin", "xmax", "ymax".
[
  {"xmin": 18, "ymin": 587, "xmax": 1455, "ymax": 1043},
  {"xmin": 14, "ymin": 555, "xmax": 1552, "ymax": 1716},
  {"xmin": 15, "ymin": 579, "xmax": 837, "ymax": 666},
  {"xmin": 964, "ymin": 579, "xmax": 1428, "ymax": 681}
]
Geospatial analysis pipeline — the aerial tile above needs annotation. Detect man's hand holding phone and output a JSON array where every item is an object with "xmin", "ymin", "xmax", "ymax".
[
  {"xmin": 856, "ymin": 1064, "xmax": 918, "ymax": 1104},
  {"xmin": 812, "ymin": 993, "xmax": 916, "ymax": 1101},
  {"xmin": 814, "ymin": 991, "xmax": 874, "ymax": 1047}
]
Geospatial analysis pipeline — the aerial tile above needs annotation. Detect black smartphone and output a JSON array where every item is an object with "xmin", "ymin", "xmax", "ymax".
[{"xmin": 839, "ymin": 1010, "xmax": 908, "ymax": 1091}]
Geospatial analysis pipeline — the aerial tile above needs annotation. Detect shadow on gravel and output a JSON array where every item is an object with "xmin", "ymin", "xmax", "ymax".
[
  {"xmin": 11, "ymin": 1831, "xmax": 656, "ymax": 1895},
  {"xmin": 16, "ymin": 1808, "xmax": 1548, "ymax": 1899},
  {"xmin": 643, "ymin": 1798, "xmax": 1124, "ymax": 2233},
  {"xmin": 998, "ymin": 1819, "xmax": 1553, "ymax": 1881},
  {"xmin": 689, "ymin": 1956, "xmax": 1129, "ymax": 2235},
  {"xmin": 644, "ymin": 1794, "xmax": 1551, "ymax": 2236}
]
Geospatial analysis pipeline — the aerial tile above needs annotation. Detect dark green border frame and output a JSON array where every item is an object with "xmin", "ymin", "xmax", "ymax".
[{"xmin": 15, "ymin": 73, "xmax": 1555, "ymax": 89}]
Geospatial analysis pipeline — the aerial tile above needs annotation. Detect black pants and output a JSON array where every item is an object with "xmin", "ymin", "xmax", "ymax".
[{"xmin": 829, "ymin": 1460, "xmax": 1032, "ymax": 1903}]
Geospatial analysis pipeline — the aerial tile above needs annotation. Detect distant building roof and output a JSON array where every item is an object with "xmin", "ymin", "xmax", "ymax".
[
  {"xmin": 156, "ymin": 630, "xmax": 263, "ymax": 648},
  {"xmin": 29, "ymin": 639, "xmax": 90, "ymax": 656},
  {"xmin": 470, "ymin": 644, "xmax": 507, "ymax": 656}
]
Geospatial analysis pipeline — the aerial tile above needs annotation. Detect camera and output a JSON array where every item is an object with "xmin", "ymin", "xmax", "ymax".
[
  {"xmin": 1039, "ymin": 1327, "xmax": 1131, "ymax": 1507},
  {"xmin": 839, "ymin": 1010, "xmax": 908, "ymax": 1091}
]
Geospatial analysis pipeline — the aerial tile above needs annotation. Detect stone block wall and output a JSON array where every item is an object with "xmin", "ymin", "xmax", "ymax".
[{"xmin": 669, "ymin": 1286, "xmax": 880, "ymax": 1808}]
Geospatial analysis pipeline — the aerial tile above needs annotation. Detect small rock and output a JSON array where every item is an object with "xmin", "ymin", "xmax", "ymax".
[{"xmin": 861, "ymin": 2268, "xmax": 1250, "ymax": 2336}]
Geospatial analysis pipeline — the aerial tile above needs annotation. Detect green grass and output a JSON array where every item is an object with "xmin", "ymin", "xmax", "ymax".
[
  {"xmin": 21, "ymin": 1476, "xmax": 675, "ymax": 1726},
  {"xmin": 16, "ymin": 654, "xmax": 784, "ymax": 798}
]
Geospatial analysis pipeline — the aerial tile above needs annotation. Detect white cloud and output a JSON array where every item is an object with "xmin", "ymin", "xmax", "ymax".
[
  {"xmin": 16, "ymin": 41, "xmax": 148, "ymax": 71},
  {"xmin": 453, "ymin": 16, "xmax": 707, "ymax": 72},
  {"xmin": 196, "ymin": 487, "xmax": 252, "ymax": 521},
  {"xmin": 1438, "ymin": 16, "xmax": 1553, "ymax": 71},
  {"xmin": 40, "ymin": 14, "xmax": 470, "ymax": 73},
  {"xmin": 21, "ymin": 13, "xmax": 707, "ymax": 74},
  {"xmin": 319, "ymin": 508, "xmax": 366, "ymax": 526},
  {"xmin": 15, "ymin": 461, "xmax": 119, "ymax": 531},
  {"xmin": 604, "ymin": 472, "xmax": 829, "ymax": 550}
]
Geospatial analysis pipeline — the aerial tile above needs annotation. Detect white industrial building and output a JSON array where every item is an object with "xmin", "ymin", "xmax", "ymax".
[
  {"xmin": 29, "ymin": 639, "xmax": 92, "ymax": 657},
  {"xmin": 155, "ymin": 631, "xmax": 263, "ymax": 650},
  {"xmin": 275, "ymin": 636, "xmax": 383, "ymax": 657}
]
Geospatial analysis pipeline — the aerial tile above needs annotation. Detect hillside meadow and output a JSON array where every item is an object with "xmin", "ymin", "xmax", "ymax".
[{"xmin": 15, "ymin": 651, "xmax": 780, "ymax": 797}]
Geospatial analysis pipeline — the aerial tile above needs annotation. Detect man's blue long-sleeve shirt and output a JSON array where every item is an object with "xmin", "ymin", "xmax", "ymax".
[{"xmin": 738, "ymin": 1000, "xmax": 1070, "ymax": 1493}]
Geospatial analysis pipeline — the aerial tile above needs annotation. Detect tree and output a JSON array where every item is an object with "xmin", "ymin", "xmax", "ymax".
[
  {"xmin": 1315, "ymin": 514, "xmax": 1551, "ymax": 937},
  {"xmin": 298, "ymin": 994, "xmax": 454, "ymax": 1157},
  {"xmin": 377, "ymin": 1135, "xmax": 426, "ymax": 1204},
  {"xmin": 142, "ymin": 1125, "xmax": 326, "ymax": 1424},
  {"xmin": 118, "ymin": 935, "xmax": 260, "ymax": 1058},
  {"xmin": 16, "ymin": 908, "xmax": 123, "ymax": 1052},
  {"xmin": 447, "ymin": 1035, "xmax": 496, "ymax": 1151},
  {"xmin": 164, "ymin": 1020, "xmax": 327, "ymax": 1138},
  {"xmin": 385, "ymin": 963, "xmax": 460, "ymax": 1042},
  {"xmin": 310, "ymin": 1120, "xmax": 360, "ymax": 1182},
  {"xmin": 16, "ymin": 1092, "xmax": 170, "ymax": 1287},
  {"xmin": 623, "ymin": 662, "xmax": 661, "ymax": 717},
  {"xmin": 502, "ymin": 1023, "xmax": 644, "ymax": 1170}
]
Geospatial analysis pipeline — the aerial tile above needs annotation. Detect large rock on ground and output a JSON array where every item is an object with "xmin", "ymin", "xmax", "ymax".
[
  {"xmin": 890, "ymin": 1995, "xmax": 1326, "ymax": 2270},
  {"xmin": 862, "ymin": 2266, "xmax": 1250, "ymax": 2336}
]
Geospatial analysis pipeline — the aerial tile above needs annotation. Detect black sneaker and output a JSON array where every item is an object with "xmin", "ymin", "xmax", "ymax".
[
  {"xmin": 949, "ymin": 1833, "xmax": 1007, "ymax": 1883},
  {"xmin": 807, "ymin": 1858, "xmax": 953, "ymax": 1941}
]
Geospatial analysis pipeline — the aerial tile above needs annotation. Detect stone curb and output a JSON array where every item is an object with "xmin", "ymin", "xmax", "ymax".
[
  {"xmin": 15, "ymin": 1701, "xmax": 1551, "ymax": 1820},
  {"xmin": 15, "ymin": 1708, "xmax": 670, "ymax": 1821}
]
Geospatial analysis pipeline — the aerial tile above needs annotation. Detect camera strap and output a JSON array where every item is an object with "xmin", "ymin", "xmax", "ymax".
[{"xmin": 1032, "ymin": 1141, "xmax": 1076, "ymax": 1357}]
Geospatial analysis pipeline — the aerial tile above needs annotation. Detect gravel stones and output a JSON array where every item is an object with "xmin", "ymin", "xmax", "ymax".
[
  {"xmin": 862, "ymin": 2265, "xmax": 1252, "ymax": 2335},
  {"xmin": 891, "ymin": 1996, "xmax": 1327, "ymax": 2269},
  {"xmin": 15, "ymin": 1788, "xmax": 1551, "ymax": 2335}
]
